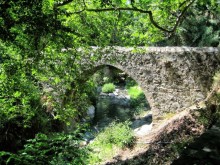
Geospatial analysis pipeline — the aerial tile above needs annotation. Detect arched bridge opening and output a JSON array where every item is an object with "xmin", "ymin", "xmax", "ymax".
[{"xmin": 86, "ymin": 64, "xmax": 153, "ymax": 133}]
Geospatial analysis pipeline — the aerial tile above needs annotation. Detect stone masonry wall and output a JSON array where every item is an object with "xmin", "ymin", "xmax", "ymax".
[{"xmin": 79, "ymin": 47, "xmax": 220, "ymax": 117}]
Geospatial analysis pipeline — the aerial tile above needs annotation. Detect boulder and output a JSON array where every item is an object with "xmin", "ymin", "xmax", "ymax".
[
  {"xmin": 87, "ymin": 105, "xmax": 95, "ymax": 119},
  {"xmin": 134, "ymin": 123, "xmax": 152, "ymax": 137}
]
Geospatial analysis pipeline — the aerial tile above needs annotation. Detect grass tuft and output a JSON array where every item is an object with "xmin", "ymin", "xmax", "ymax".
[
  {"xmin": 102, "ymin": 83, "xmax": 115, "ymax": 93},
  {"xmin": 88, "ymin": 121, "xmax": 135, "ymax": 164}
]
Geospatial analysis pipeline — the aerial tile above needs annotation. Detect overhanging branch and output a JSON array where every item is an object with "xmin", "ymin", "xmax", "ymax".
[
  {"xmin": 59, "ymin": 0, "xmax": 196, "ymax": 34},
  {"xmin": 86, "ymin": 0, "xmax": 195, "ymax": 33},
  {"xmin": 170, "ymin": 0, "xmax": 196, "ymax": 34},
  {"xmin": 57, "ymin": 0, "xmax": 196, "ymax": 34},
  {"xmin": 86, "ymin": 7, "xmax": 170, "ymax": 32}
]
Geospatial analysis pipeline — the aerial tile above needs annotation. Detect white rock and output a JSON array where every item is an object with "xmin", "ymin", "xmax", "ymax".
[
  {"xmin": 113, "ymin": 91, "xmax": 119, "ymax": 96},
  {"xmin": 87, "ymin": 105, "xmax": 95, "ymax": 119},
  {"xmin": 134, "ymin": 123, "xmax": 152, "ymax": 137},
  {"xmin": 109, "ymin": 93, "xmax": 115, "ymax": 97}
]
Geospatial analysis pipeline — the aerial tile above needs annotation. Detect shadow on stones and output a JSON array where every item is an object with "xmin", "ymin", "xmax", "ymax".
[
  {"xmin": 171, "ymin": 120, "xmax": 220, "ymax": 165},
  {"xmin": 131, "ymin": 113, "xmax": 152, "ymax": 130}
]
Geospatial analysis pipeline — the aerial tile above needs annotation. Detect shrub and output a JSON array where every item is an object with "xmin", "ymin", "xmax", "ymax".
[
  {"xmin": 128, "ymin": 86, "xmax": 143, "ymax": 99},
  {"xmin": 101, "ymin": 83, "xmax": 115, "ymax": 93},
  {"xmin": 0, "ymin": 56, "xmax": 54, "ymax": 152},
  {"xmin": 0, "ymin": 131, "xmax": 90, "ymax": 165},
  {"xmin": 94, "ymin": 121, "xmax": 134, "ymax": 148},
  {"xmin": 128, "ymin": 86, "xmax": 147, "ymax": 107},
  {"xmin": 88, "ymin": 121, "xmax": 135, "ymax": 164}
]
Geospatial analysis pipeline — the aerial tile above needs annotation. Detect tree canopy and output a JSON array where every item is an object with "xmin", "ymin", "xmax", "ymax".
[{"xmin": 1, "ymin": 0, "xmax": 212, "ymax": 48}]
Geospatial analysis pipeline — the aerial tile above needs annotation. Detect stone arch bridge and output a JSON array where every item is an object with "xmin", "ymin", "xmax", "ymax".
[{"xmin": 78, "ymin": 47, "xmax": 220, "ymax": 117}]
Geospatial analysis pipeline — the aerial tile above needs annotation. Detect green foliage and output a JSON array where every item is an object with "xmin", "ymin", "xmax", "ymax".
[
  {"xmin": 128, "ymin": 86, "xmax": 147, "ymax": 108},
  {"xmin": 166, "ymin": 0, "xmax": 220, "ymax": 46},
  {"xmin": 88, "ymin": 121, "xmax": 135, "ymax": 164},
  {"xmin": 0, "ymin": 131, "xmax": 89, "ymax": 165},
  {"xmin": 0, "ymin": 42, "xmax": 54, "ymax": 152},
  {"xmin": 125, "ymin": 78, "xmax": 137, "ymax": 89},
  {"xmin": 0, "ymin": 0, "xmax": 212, "ymax": 49},
  {"xmin": 92, "ymin": 72, "xmax": 104, "ymax": 86},
  {"xmin": 128, "ymin": 86, "xmax": 143, "ymax": 99},
  {"xmin": 42, "ymin": 0, "xmax": 54, "ymax": 14},
  {"xmin": 94, "ymin": 121, "xmax": 134, "ymax": 148},
  {"xmin": 102, "ymin": 83, "xmax": 115, "ymax": 93},
  {"xmin": 0, "ymin": 33, "xmax": 90, "ymax": 154},
  {"xmin": 103, "ymin": 76, "xmax": 110, "ymax": 83},
  {"xmin": 0, "ymin": 62, "xmax": 40, "ymax": 127},
  {"xmin": 25, "ymin": 0, "xmax": 194, "ymax": 46}
]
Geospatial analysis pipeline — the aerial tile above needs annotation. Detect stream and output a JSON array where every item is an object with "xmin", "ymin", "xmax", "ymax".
[
  {"xmin": 84, "ymin": 86, "xmax": 152, "ymax": 142},
  {"xmin": 94, "ymin": 86, "xmax": 151, "ymax": 128}
]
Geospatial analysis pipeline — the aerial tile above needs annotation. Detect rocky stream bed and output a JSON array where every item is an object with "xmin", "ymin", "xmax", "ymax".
[{"xmin": 84, "ymin": 86, "xmax": 220, "ymax": 165}]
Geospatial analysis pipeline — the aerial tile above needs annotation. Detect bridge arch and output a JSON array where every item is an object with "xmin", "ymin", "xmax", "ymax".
[
  {"xmin": 88, "ymin": 64, "xmax": 152, "ymax": 126},
  {"xmin": 80, "ymin": 47, "xmax": 220, "ymax": 117},
  {"xmin": 92, "ymin": 63, "xmax": 153, "ymax": 111}
]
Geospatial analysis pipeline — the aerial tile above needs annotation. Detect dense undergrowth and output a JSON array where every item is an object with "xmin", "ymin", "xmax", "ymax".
[
  {"xmin": 0, "ymin": 130, "xmax": 89, "ymax": 165},
  {"xmin": 88, "ymin": 121, "xmax": 135, "ymax": 164},
  {"xmin": 0, "ymin": 121, "xmax": 135, "ymax": 165}
]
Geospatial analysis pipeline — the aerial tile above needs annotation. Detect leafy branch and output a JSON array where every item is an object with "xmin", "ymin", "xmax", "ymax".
[{"xmin": 57, "ymin": 0, "xmax": 196, "ymax": 34}]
